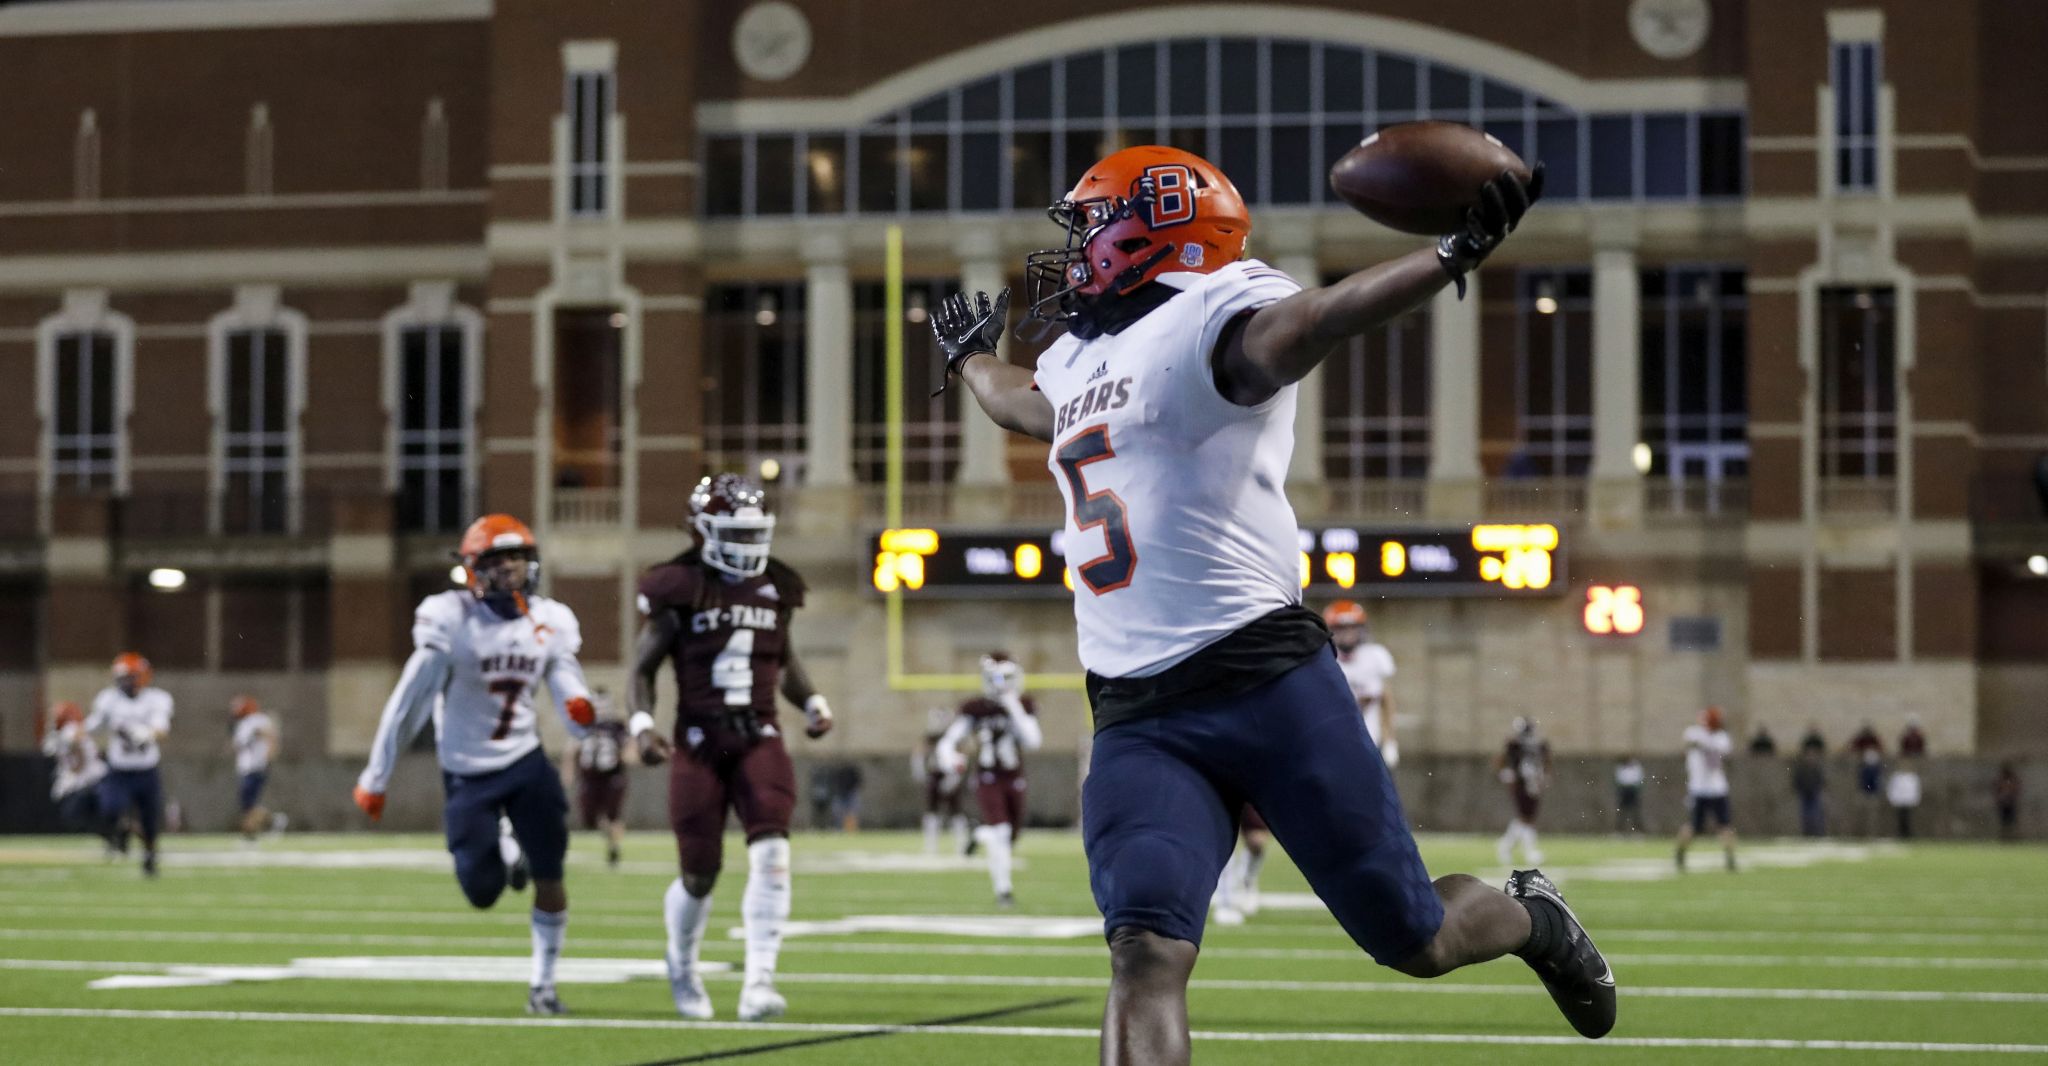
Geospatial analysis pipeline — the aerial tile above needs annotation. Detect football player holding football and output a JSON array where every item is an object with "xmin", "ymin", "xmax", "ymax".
[
  {"xmin": 629, "ymin": 473, "xmax": 835, "ymax": 1022},
  {"xmin": 353, "ymin": 514, "xmax": 595, "ymax": 1016},
  {"xmin": 87, "ymin": 652, "xmax": 173, "ymax": 877},
  {"xmin": 936, "ymin": 144, "xmax": 1610, "ymax": 1064}
]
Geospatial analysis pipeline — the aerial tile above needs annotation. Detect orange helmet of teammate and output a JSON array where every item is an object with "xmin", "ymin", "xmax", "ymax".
[
  {"xmin": 51, "ymin": 700, "xmax": 84, "ymax": 728},
  {"xmin": 1702, "ymin": 705, "xmax": 1725, "ymax": 732},
  {"xmin": 457, "ymin": 514, "xmax": 540, "ymax": 601},
  {"xmin": 1024, "ymin": 145, "xmax": 1250, "ymax": 336},
  {"xmin": 231, "ymin": 695, "xmax": 261, "ymax": 719},
  {"xmin": 112, "ymin": 652, "xmax": 152, "ymax": 690},
  {"xmin": 1323, "ymin": 600, "xmax": 1368, "ymax": 651}
]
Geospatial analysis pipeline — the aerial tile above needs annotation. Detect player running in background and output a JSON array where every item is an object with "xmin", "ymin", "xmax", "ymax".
[
  {"xmin": 1327, "ymin": 600, "xmax": 1399, "ymax": 766},
  {"xmin": 914, "ymin": 708, "xmax": 969, "ymax": 856},
  {"xmin": 42, "ymin": 700, "xmax": 120, "ymax": 854},
  {"xmin": 1209, "ymin": 805, "xmax": 1268, "ymax": 926},
  {"xmin": 941, "ymin": 144, "xmax": 1609, "ymax": 1064},
  {"xmin": 1676, "ymin": 706, "xmax": 1737, "ymax": 871},
  {"xmin": 934, "ymin": 653, "xmax": 1043, "ymax": 907},
  {"xmin": 572, "ymin": 712, "xmax": 632, "ymax": 868},
  {"xmin": 228, "ymin": 696, "xmax": 283, "ymax": 842},
  {"xmin": 630, "ymin": 473, "xmax": 835, "ymax": 1022},
  {"xmin": 87, "ymin": 653, "xmax": 173, "ymax": 877},
  {"xmin": 352, "ymin": 514, "xmax": 595, "ymax": 1016},
  {"xmin": 1496, "ymin": 717, "xmax": 1551, "ymax": 865}
]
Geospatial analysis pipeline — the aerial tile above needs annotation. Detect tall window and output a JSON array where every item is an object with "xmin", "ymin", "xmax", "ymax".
[
  {"xmin": 854, "ymin": 281, "xmax": 961, "ymax": 484},
  {"xmin": 1831, "ymin": 40, "xmax": 1880, "ymax": 192},
  {"xmin": 702, "ymin": 36, "xmax": 1744, "ymax": 218},
  {"xmin": 704, "ymin": 283, "xmax": 806, "ymax": 479},
  {"xmin": 50, "ymin": 330, "xmax": 119, "ymax": 491},
  {"xmin": 222, "ymin": 328, "xmax": 293, "ymax": 533},
  {"xmin": 1818, "ymin": 286, "xmax": 1896, "ymax": 482},
  {"xmin": 1640, "ymin": 267, "xmax": 1748, "ymax": 491},
  {"xmin": 1514, "ymin": 269, "xmax": 1594, "ymax": 477},
  {"xmin": 397, "ymin": 324, "xmax": 469, "ymax": 532},
  {"xmin": 566, "ymin": 69, "xmax": 613, "ymax": 217},
  {"xmin": 1322, "ymin": 299, "xmax": 1430, "ymax": 481}
]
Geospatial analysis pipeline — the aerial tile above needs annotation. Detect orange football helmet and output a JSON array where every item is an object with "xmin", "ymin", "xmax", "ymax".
[
  {"xmin": 1323, "ymin": 600, "xmax": 1369, "ymax": 651},
  {"xmin": 457, "ymin": 514, "xmax": 540, "ymax": 599},
  {"xmin": 112, "ymin": 652, "xmax": 152, "ymax": 689},
  {"xmin": 1702, "ymin": 705, "xmax": 1725, "ymax": 732},
  {"xmin": 1024, "ymin": 145, "xmax": 1250, "ymax": 333},
  {"xmin": 51, "ymin": 700, "xmax": 84, "ymax": 728},
  {"xmin": 231, "ymin": 695, "xmax": 261, "ymax": 719}
]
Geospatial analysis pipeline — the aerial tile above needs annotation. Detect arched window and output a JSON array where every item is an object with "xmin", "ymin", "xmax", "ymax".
[{"xmin": 702, "ymin": 36, "xmax": 1742, "ymax": 218}]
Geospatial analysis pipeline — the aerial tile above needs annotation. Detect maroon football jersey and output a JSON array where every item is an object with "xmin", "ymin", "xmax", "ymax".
[
  {"xmin": 637, "ymin": 552, "xmax": 807, "ymax": 727},
  {"xmin": 958, "ymin": 695, "xmax": 1038, "ymax": 772}
]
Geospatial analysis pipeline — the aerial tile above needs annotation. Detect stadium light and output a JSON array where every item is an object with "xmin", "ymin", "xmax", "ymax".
[
  {"xmin": 147, "ymin": 568, "xmax": 187, "ymax": 591},
  {"xmin": 1632, "ymin": 442, "xmax": 1653, "ymax": 475},
  {"xmin": 2028, "ymin": 555, "xmax": 2048, "ymax": 577},
  {"xmin": 759, "ymin": 457, "xmax": 782, "ymax": 482}
]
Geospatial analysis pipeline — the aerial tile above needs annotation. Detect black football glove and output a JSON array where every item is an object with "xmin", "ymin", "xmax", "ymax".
[
  {"xmin": 1436, "ymin": 163, "xmax": 1545, "ymax": 298},
  {"xmin": 930, "ymin": 288, "xmax": 1010, "ymax": 396}
]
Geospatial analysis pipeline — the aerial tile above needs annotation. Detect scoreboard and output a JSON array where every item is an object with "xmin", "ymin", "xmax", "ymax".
[{"xmin": 869, "ymin": 523, "xmax": 1565, "ymax": 599}]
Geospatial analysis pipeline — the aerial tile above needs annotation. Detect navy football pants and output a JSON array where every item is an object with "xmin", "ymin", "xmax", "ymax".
[
  {"xmin": 442, "ymin": 748, "xmax": 568, "ymax": 909},
  {"xmin": 1082, "ymin": 651, "xmax": 1443, "ymax": 965}
]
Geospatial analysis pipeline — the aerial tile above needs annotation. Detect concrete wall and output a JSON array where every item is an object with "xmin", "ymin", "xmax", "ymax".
[{"xmin": 5, "ymin": 752, "xmax": 2037, "ymax": 843}]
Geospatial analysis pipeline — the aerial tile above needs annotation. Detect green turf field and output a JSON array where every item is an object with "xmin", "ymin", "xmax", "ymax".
[{"xmin": 1, "ymin": 829, "xmax": 2043, "ymax": 1064}]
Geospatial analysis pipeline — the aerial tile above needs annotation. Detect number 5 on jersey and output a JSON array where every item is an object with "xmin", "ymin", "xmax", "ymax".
[{"xmin": 1056, "ymin": 426, "xmax": 1138, "ymax": 594}]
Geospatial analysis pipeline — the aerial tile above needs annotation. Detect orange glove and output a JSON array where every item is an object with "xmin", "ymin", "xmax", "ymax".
[
  {"xmin": 565, "ymin": 696, "xmax": 595, "ymax": 728},
  {"xmin": 352, "ymin": 785, "xmax": 386, "ymax": 821}
]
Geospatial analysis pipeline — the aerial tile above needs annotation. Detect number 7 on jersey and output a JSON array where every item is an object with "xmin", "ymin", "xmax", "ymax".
[{"xmin": 1056, "ymin": 426, "xmax": 1138, "ymax": 593}]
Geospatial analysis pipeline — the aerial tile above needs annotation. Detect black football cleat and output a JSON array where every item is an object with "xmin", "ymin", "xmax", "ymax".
[
  {"xmin": 1505, "ymin": 869, "xmax": 1616, "ymax": 1039},
  {"xmin": 996, "ymin": 891, "xmax": 1016, "ymax": 910},
  {"xmin": 508, "ymin": 854, "xmax": 531, "ymax": 892},
  {"xmin": 141, "ymin": 851, "xmax": 159, "ymax": 878},
  {"xmin": 607, "ymin": 844, "xmax": 621, "ymax": 869},
  {"xmin": 526, "ymin": 985, "xmax": 568, "ymax": 1016}
]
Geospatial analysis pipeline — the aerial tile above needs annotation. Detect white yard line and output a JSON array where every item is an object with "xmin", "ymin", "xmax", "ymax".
[
  {"xmin": 8, "ymin": 956, "xmax": 2046, "ymax": 1005},
  {"xmin": 0, "ymin": 1006, "xmax": 2043, "ymax": 1054}
]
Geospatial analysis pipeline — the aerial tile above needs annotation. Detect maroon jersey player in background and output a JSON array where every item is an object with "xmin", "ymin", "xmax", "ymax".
[
  {"xmin": 934, "ymin": 652, "xmax": 1043, "ymax": 907},
  {"xmin": 628, "ymin": 473, "xmax": 835, "ymax": 1023}
]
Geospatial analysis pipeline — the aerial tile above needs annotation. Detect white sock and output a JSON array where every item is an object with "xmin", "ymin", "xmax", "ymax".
[
  {"xmin": 1497, "ymin": 823, "xmax": 1516, "ymax": 861},
  {"xmin": 1241, "ymin": 847, "xmax": 1267, "ymax": 892},
  {"xmin": 1213, "ymin": 847, "xmax": 1246, "ymax": 911},
  {"xmin": 950, "ymin": 815, "xmax": 970, "ymax": 854},
  {"xmin": 498, "ymin": 817, "xmax": 523, "ymax": 869},
  {"xmin": 1524, "ymin": 825, "xmax": 1543, "ymax": 861},
  {"xmin": 976, "ymin": 824, "xmax": 1013, "ymax": 896},
  {"xmin": 530, "ymin": 908, "xmax": 565, "ymax": 989},
  {"xmin": 664, "ymin": 877, "xmax": 712, "ymax": 978},
  {"xmin": 742, "ymin": 838, "xmax": 791, "ymax": 985},
  {"xmin": 921, "ymin": 813, "xmax": 940, "ymax": 855}
]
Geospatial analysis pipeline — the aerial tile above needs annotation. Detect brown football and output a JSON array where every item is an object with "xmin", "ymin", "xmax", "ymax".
[{"xmin": 1329, "ymin": 121, "xmax": 1532, "ymax": 235}]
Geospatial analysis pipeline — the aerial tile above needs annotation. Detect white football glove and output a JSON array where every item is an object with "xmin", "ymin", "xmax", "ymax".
[{"xmin": 802, "ymin": 695, "xmax": 834, "ymax": 739}]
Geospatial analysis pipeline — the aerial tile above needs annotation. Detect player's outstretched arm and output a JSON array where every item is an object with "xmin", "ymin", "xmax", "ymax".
[
  {"xmin": 354, "ymin": 646, "xmax": 451, "ymax": 813},
  {"xmin": 1218, "ymin": 167, "xmax": 1542, "ymax": 405},
  {"xmin": 932, "ymin": 289, "xmax": 1055, "ymax": 442},
  {"xmin": 626, "ymin": 612, "xmax": 677, "ymax": 763},
  {"xmin": 1000, "ymin": 694, "xmax": 1044, "ymax": 752}
]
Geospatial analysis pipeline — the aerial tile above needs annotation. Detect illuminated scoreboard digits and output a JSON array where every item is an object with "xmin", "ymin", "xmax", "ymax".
[{"xmin": 869, "ymin": 523, "xmax": 1566, "ymax": 599}]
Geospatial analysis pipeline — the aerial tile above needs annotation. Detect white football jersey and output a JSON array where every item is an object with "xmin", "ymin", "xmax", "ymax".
[
  {"xmin": 86, "ymin": 686, "xmax": 174, "ymax": 771},
  {"xmin": 1338, "ymin": 642, "xmax": 1397, "ymax": 745},
  {"xmin": 232, "ymin": 712, "xmax": 275, "ymax": 776},
  {"xmin": 1035, "ymin": 259, "xmax": 1304, "ymax": 678},
  {"xmin": 1683, "ymin": 725, "xmax": 1733, "ymax": 797},
  {"xmin": 416, "ymin": 590, "xmax": 587, "ymax": 776},
  {"xmin": 41, "ymin": 721, "xmax": 107, "ymax": 799}
]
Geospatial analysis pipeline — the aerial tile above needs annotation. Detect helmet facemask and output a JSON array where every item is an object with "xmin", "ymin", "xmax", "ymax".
[
  {"xmin": 1022, "ymin": 179, "xmax": 1177, "ymax": 341},
  {"xmin": 696, "ymin": 507, "xmax": 775, "ymax": 579},
  {"xmin": 980, "ymin": 654, "xmax": 1022, "ymax": 699},
  {"xmin": 471, "ymin": 547, "xmax": 540, "ymax": 600}
]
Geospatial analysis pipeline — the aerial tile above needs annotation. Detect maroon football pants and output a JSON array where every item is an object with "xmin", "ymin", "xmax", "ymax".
[{"xmin": 667, "ymin": 723, "xmax": 796, "ymax": 876}]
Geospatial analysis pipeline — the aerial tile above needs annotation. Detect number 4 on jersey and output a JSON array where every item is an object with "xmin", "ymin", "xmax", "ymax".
[
  {"xmin": 1056, "ymin": 425, "xmax": 1138, "ymax": 594},
  {"xmin": 712, "ymin": 628, "xmax": 755, "ymax": 706}
]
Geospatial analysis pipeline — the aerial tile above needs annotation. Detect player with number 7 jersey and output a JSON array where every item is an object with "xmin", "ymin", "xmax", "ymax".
[
  {"xmin": 353, "ymin": 514, "xmax": 596, "ymax": 1016},
  {"xmin": 629, "ymin": 472, "xmax": 835, "ymax": 1024}
]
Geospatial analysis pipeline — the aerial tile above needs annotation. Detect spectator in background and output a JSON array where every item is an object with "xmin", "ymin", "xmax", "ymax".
[
  {"xmin": 807, "ymin": 766, "xmax": 836, "ymax": 830},
  {"xmin": 1792, "ymin": 743, "xmax": 1828, "ymax": 837},
  {"xmin": 1799, "ymin": 724, "xmax": 1827, "ymax": 757},
  {"xmin": 1849, "ymin": 722, "xmax": 1886, "ymax": 835},
  {"xmin": 833, "ymin": 763, "xmax": 864, "ymax": 832},
  {"xmin": 1995, "ymin": 764, "xmax": 2021, "ymax": 841},
  {"xmin": 1748, "ymin": 724, "xmax": 1778, "ymax": 756},
  {"xmin": 1887, "ymin": 763, "xmax": 1922, "ymax": 839},
  {"xmin": 1899, "ymin": 715, "xmax": 1928, "ymax": 759},
  {"xmin": 1613, "ymin": 756, "xmax": 1645, "ymax": 834}
]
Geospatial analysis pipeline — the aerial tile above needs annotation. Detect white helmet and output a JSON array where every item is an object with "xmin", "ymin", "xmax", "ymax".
[{"xmin": 690, "ymin": 473, "xmax": 775, "ymax": 579}]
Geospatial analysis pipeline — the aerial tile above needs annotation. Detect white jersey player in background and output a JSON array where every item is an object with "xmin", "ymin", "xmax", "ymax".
[
  {"xmin": 352, "ymin": 514, "xmax": 596, "ymax": 1015},
  {"xmin": 1325, "ymin": 600, "xmax": 1399, "ymax": 765},
  {"xmin": 228, "ymin": 695, "xmax": 284, "ymax": 841},
  {"xmin": 87, "ymin": 652, "xmax": 174, "ymax": 876},
  {"xmin": 1676, "ymin": 706, "xmax": 1737, "ymax": 872},
  {"xmin": 42, "ymin": 700, "xmax": 119, "ymax": 854}
]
